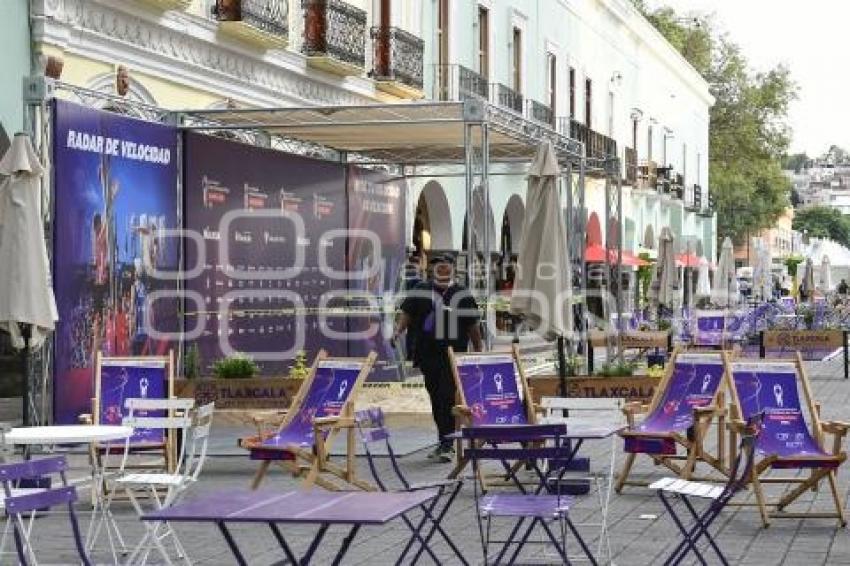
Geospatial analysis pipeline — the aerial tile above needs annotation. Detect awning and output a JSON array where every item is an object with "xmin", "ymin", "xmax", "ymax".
[
  {"xmin": 676, "ymin": 252, "xmax": 701, "ymax": 268},
  {"xmin": 585, "ymin": 244, "xmax": 648, "ymax": 267}
]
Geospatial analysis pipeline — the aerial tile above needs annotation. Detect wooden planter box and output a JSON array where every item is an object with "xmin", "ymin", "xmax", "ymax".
[
  {"xmin": 528, "ymin": 374, "xmax": 660, "ymax": 404},
  {"xmin": 175, "ymin": 377, "xmax": 302, "ymax": 410}
]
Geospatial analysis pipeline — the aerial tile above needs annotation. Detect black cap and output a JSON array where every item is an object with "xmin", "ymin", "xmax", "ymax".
[{"xmin": 429, "ymin": 253, "xmax": 455, "ymax": 266}]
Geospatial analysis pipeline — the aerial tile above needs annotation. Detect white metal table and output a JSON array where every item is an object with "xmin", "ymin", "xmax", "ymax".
[{"xmin": 5, "ymin": 425, "xmax": 133, "ymax": 560}]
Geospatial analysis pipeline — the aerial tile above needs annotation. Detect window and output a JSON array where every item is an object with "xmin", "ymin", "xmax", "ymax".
[
  {"xmin": 647, "ymin": 124, "xmax": 653, "ymax": 161},
  {"xmin": 607, "ymin": 91, "xmax": 614, "ymax": 137},
  {"xmin": 437, "ymin": 0, "xmax": 450, "ymax": 99},
  {"xmin": 632, "ymin": 117, "xmax": 638, "ymax": 154},
  {"xmin": 569, "ymin": 68, "xmax": 576, "ymax": 118},
  {"xmin": 546, "ymin": 52, "xmax": 557, "ymax": 116},
  {"xmin": 477, "ymin": 6, "xmax": 489, "ymax": 78},
  {"xmin": 584, "ymin": 78, "xmax": 592, "ymax": 128},
  {"xmin": 682, "ymin": 143, "xmax": 687, "ymax": 183},
  {"xmin": 512, "ymin": 26, "xmax": 522, "ymax": 93}
]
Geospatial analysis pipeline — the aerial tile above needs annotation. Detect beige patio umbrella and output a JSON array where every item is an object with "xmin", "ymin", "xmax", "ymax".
[
  {"xmin": 510, "ymin": 140, "xmax": 571, "ymax": 340},
  {"xmin": 695, "ymin": 256, "xmax": 711, "ymax": 300},
  {"xmin": 819, "ymin": 255, "xmax": 833, "ymax": 292},
  {"xmin": 800, "ymin": 257, "xmax": 815, "ymax": 300},
  {"xmin": 652, "ymin": 227, "xmax": 678, "ymax": 309},
  {"xmin": 713, "ymin": 237, "xmax": 738, "ymax": 307}
]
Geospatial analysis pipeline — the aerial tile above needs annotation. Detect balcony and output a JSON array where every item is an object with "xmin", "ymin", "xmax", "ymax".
[
  {"xmin": 432, "ymin": 64, "xmax": 488, "ymax": 101},
  {"xmin": 302, "ymin": 0, "xmax": 367, "ymax": 77},
  {"xmin": 699, "ymin": 192, "xmax": 715, "ymax": 217},
  {"xmin": 638, "ymin": 160, "xmax": 658, "ymax": 191},
  {"xmin": 685, "ymin": 184, "xmax": 702, "ymax": 211},
  {"xmin": 625, "ymin": 147, "xmax": 637, "ymax": 186},
  {"xmin": 492, "ymin": 83, "xmax": 523, "ymax": 113},
  {"xmin": 370, "ymin": 26, "xmax": 424, "ymax": 99},
  {"xmin": 139, "ymin": 0, "xmax": 191, "ymax": 10},
  {"xmin": 214, "ymin": 0, "xmax": 288, "ymax": 49},
  {"xmin": 558, "ymin": 118, "xmax": 618, "ymax": 173},
  {"xmin": 527, "ymin": 99, "xmax": 554, "ymax": 126}
]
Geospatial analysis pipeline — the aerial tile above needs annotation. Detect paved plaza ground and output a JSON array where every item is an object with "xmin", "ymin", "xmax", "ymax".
[{"xmin": 9, "ymin": 356, "xmax": 850, "ymax": 565}]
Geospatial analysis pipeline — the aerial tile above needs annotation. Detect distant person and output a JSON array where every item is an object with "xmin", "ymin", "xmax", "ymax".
[
  {"xmin": 839, "ymin": 279, "xmax": 849, "ymax": 295},
  {"xmin": 399, "ymin": 252, "xmax": 424, "ymax": 362},
  {"xmin": 393, "ymin": 254, "xmax": 482, "ymax": 462}
]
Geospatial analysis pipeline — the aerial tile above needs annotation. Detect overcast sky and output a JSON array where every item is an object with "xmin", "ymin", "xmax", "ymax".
[{"xmin": 650, "ymin": 0, "xmax": 850, "ymax": 156}]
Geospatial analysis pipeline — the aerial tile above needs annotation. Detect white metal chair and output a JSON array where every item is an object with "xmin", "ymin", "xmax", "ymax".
[
  {"xmin": 539, "ymin": 397, "xmax": 625, "ymax": 564},
  {"xmin": 91, "ymin": 398, "xmax": 195, "ymax": 563},
  {"xmin": 120, "ymin": 401, "xmax": 215, "ymax": 566}
]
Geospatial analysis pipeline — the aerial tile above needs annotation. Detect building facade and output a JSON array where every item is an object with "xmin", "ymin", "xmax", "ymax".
[
  {"xmin": 734, "ymin": 207, "xmax": 802, "ymax": 269},
  {"xmin": 29, "ymin": 0, "xmax": 425, "ymax": 112},
  {"xmin": 410, "ymin": 0, "xmax": 716, "ymax": 269},
  {"xmin": 0, "ymin": 0, "xmax": 31, "ymax": 153}
]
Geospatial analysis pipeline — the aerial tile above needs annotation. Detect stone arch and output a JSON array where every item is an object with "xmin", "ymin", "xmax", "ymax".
[{"xmin": 414, "ymin": 181, "xmax": 453, "ymax": 251}]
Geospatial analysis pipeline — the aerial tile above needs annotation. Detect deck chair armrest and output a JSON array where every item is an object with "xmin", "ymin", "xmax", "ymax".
[
  {"xmin": 623, "ymin": 401, "xmax": 649, "ymax": 415},
  {"xmin": 452, "ymin": 405, "xmax": 472, "ymax": 418},
  {"xmin": 821, "ymin": 421, "xmax": 850, "ymax": 437},
  {"xmin": 251, "ymin": 410, "xmax": 289, "ymax": 436},
  {"xmin": 313, "ymin": 416, "xmax": 356, "ymax": 428},
  {"xmin": 693, "ymin": 405, "xmax": 724, "ymax": 418},
  {"xmin": 726, "ymin": 419, "xmax": 749, "ymax": 434},
  {"xmin": 78, "ymin": 413, "xmax": 92, "ymax": 425}
]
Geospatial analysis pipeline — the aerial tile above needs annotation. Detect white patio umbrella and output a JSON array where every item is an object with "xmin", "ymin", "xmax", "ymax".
[
  {"xmin": 713, "ymin": 237, "xmax": 739, "ymax": 307},
  {"xmin": 652, "ymin": 227, "xmax": 678, "ymax": 309},
  {"xmin": 511, "ymin": 140, "xmax": 571, "ymax": 341},
  {"xmin": 800, "ymin": 257, "xmax": 815, "ymax": 300},
  {"xmin": 0, "ymin": 133, "xmax": 57, "ymax": 349},
  {"xmin": 695, "ymin": 256, "xmax": 711, "ymax": 300},
  {"xmin": 819, "ymin": 255, "xmax": 833, "ymax": 292}
]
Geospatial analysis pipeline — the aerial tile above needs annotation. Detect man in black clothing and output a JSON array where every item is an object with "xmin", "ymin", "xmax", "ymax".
[{"xmin": 393, "ymin": 254, "xmax": 482, "ymax": 462}]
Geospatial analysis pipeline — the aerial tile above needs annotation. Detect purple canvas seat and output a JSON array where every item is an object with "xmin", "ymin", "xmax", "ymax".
[
  {"xmin": 239, "ymin": 351, "xmax": 377, "ymax": 490},
  {"xmin": 462, "ymin": 424, "xmax": 597, "ymax": 565},
  {"xmin": 0, "ymin": 456, "xmax": 91, "ymax": 566},
  {"xmin": 616, "ymin": 349, "xmax": 728, "ymax": 492},
  {"xmin": 354, "ymin": 407, "xmax": 468, "ymax": 566},
  {"xmin": 447, "ymin": 346, "xmax": 536, "ymax": 482},
  {"xmin": 726, "ymin": 354, "xmax": 848, "ymax": 527}
]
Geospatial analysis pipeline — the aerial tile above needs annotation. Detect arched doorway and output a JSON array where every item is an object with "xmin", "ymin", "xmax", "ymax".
[{"xmin": 413, "ymin": 181, "xmax": 453, "ymax": 254}]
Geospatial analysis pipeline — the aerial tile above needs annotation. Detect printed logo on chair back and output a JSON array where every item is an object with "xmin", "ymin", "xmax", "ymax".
[
  {"xmin": 638, "ymin": 354, "xmax": 723, "ymax": 434},
  {"xmin": 695, "ymin": 313, "xmax": 725, "ymax": 346},
  {"xmin": 731, "ymin": 363, "xmax": 823, "ymax": 460},
  {"xmin": 456, "ymin": 354, "xmax": 526, "ymax": 426}
]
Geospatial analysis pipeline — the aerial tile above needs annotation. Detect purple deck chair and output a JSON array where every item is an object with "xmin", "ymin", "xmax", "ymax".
[
  {"xmin": 649, "ymin": 413, "xmax": 762, "ymax": 566},
  {"xmin": 239, "ymin": 352, "xmax": 377, "ymax": 491},
  {"xmin": 617, "ymin": 349, "xmax": 728, "ymax": 492},
  {"xmin": 354, "ymin": 407, "xmax": 468, "ymax": 566},
  {"xmin": 0, "ymin": 456, "xmax": 91, "ymax": 566},
  {"xmin": 693, "ymin": 310, "xmax": 725, "ymax": 347},
  {"xmin": 726, "ymin": 354, "xmax": 848, "ymax": 527},
  {"xmin": 463, "ymin": 424, "xmax": 598, "ymax": 566}
]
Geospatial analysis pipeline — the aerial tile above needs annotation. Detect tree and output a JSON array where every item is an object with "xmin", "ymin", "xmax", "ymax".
[
  {"xmin": 633, "ymin": 2, "xmax": 796, "ymax": 244},
  {"xmin": 793, "ymin": 206, "xmax": 850, "ymax": 248},
  {"xmin": 782, "ymin": 153, "xmax": 810, "ymax": 172}
]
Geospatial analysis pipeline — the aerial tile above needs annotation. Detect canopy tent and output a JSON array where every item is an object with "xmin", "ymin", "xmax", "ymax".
[{"xmin": 585, "ymin": 244, "xmax": 648, "ymax": 267}]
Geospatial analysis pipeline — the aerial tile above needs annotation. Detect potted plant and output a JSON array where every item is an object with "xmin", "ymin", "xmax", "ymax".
[
  {"xmin": 288, "ymin": 351, "xmax": 310, "ymax": 379},
  {"xmin": 212, "ymin": 355, "xmax": 260, "ymax": 379}
]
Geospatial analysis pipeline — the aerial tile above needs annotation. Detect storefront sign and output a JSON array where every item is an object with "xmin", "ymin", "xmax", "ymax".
[
  {"xmin": 588, "ymin": 331, "xmax": 669, "ymax": 349},
  {"xmin": 184, "ymin": 378, "xmax": 302, "ymax": 410},
  {"xmin": 529, "ymin": 375, "xmax": 658, "ymax": 403}
]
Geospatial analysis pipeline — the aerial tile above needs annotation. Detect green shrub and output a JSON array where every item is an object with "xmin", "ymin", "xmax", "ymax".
[
  {"xmin": 183, "ymin": 343, "xmax": 201, "ymax": 380},
  {"xmin": 212, "ymin": 355, "xmax": 259, "ymax": 379}
]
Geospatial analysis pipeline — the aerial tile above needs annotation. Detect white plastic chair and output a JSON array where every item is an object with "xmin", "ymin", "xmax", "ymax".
[
  {"xmin": 121, "ymin": 401, "xmax": 215, "ymax": 566},
  {"xmin": 539, "ymin": 397, "xmax": 625, "ymax": 564}
]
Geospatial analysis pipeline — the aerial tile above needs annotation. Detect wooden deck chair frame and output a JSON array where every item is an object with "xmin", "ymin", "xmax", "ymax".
[
  {"xmin": 724, "ymin": 351, "xmax": 848, "ymax": 527},
  {"xmin": 240, "ymin": 350, "xmax": 377, "ymax": 491},
  {"xmin": 447, "ymin": 344, "xmax": 538, "ymax": 482},
  {"xmin": 616, "ymin": 347, "xmax": 729, "ymax": 492}
]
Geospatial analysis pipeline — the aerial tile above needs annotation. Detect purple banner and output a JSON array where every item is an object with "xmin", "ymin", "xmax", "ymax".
[
  {"xmin": 695, "ymin": 313, "xmax": 724, "ymax": 346},
  {"xmin": 99, "ymin": 360, "xmax": 167, "ymax": 444},
  {"xmin": 639, "ymin": 356, "xmax": 723, "ymax": 433},
  {"xmin": 260, "ymin": 361, "xmax": 363, "ymax": 448},
  {"xmin": 183, "ymin": 133, "xmax": 348, "ymax": 375},
  {"xmin": 456, "ymin": 355, "xmax": 527, "ymax": 425},
  {"xmin": 347, "ymin": 166, "xmax": 407, "ymax": 381},
  {"xmin": 731, "ymin": 365, "xmax": 825, "ymax": 458},
  {"xmin": 52, "ymin": 101, "xmax": 179, "ymax": 424}
]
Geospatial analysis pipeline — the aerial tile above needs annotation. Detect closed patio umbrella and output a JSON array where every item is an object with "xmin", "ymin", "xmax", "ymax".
[
  {"xmin": 800, "ymin": 257, "xmax": 815, "ymax": 301},
  {"xmin": 819, "ymin": 255, "xmax": 833, "ymax": 292},
  {"xmin": 0, "ymin": 133, "xmax": 57, "ymax": 426},
  {"xmin": 650, "ymin": 227, "xmax": 678, "ymax": 310},
  {"xmin": 511, "ymin": 140, "xmax": 571, "ymax": 340},
  {"xmin": 713, "ymin": 237, "xmax": 738, "ymax": 307},
  {"xmin": 696, "ymin": 256, "xmax": 711, "ymax": 300}
]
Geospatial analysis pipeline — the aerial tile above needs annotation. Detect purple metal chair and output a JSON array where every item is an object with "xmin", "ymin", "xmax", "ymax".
[
  {"xmin": 649, "ymin": 413, "xmax": 762, "ymax": 566},
  {"xmin": 354, "ymin": 407, "xmax": 468, "ymax": 566},
  {"xmin": 462, "ymin": 424, "xmax": 597, "ymax": 566},
  {"xmin": 0, "ymin": 456, "xmax": 91, "ymax": 566}
]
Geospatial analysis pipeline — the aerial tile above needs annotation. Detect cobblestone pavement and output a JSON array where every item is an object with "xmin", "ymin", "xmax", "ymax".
[{"xmin": 9, "ymin": 356, "xmax": 850, "ymax": 565}]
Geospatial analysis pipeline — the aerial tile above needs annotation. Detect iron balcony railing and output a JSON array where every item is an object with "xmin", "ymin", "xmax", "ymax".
[
  {"xmin": 432, "ymin": 64, "xmax": 488, "ymax": 101},
  {"xmin": 492, "ymin": 83, "xmax": 523, "ymax": 113},
  {"xmin": 302, "ymin": 0, "xmax": 367, "ymax": 69},
  {"xmin": 625, "ymin": 147, "xmax": 638, "ymax": 186},
  {"xmin": 214, "ymin": 0, "xmax": 288, "ymax": 39},
  {"xmin": 558, "ymin": 118, "xmax": 618, "ymax": 165},
  {"xmin": 369, "ymin": 26, "xmax": 424, "ymax": 91},
  {"xmin": 527, "ymin": 99, "xmax": 554, "ymax": 126}
]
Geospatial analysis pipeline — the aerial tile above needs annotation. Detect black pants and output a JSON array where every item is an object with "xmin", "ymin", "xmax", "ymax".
[{"xmin": 419, "ymin": 349, "xmax": 457, "ymax": 446}]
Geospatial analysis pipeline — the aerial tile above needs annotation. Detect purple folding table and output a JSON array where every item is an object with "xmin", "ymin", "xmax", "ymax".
[{"xmin": 142, "ymin": 489, "xmax": 439, "ymax": 565}]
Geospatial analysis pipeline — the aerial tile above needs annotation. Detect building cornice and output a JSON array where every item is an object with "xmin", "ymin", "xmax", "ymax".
[{"xmin": 30, "ymin": 0, "xmax": 378, "ymax": 108}]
